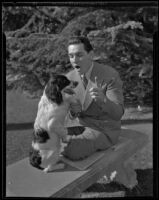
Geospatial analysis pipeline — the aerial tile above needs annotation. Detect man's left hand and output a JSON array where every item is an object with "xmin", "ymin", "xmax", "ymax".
[{"xmin": 89, "ymin": 76, "xmax": 107, "ymax": 103}]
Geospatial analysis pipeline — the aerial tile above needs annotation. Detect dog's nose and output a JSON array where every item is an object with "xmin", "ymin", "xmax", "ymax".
[{"xmin": 73, "ymin": 81, "xmax": 78, "ymax": 87}]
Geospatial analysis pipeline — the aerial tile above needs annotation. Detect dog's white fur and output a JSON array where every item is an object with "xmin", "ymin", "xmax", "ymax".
[{"xmin": 33, "ymin": 85, "xmax": 77, "ymax": 172}]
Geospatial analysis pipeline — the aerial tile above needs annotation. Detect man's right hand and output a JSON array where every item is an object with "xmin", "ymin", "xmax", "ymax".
[{"xmin": 70, "ymin": 99, "xmax": 82, "ymax": 117}]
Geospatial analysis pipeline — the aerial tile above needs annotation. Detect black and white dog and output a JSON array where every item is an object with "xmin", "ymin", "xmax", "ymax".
[{"xmin": 29, "ymin": 74, "xmax": 78, "ymax": 172}]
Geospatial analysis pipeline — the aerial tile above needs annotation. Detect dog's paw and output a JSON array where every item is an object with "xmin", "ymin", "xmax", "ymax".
[
  {"xmin": 43, "ymin": 167, "xmax": 50, "ymax": 173},
  {"xmin": 43, "ymin": 163, "xmax": 65, "ymax": 173},
  {"xmin": 62, "ymin": 134, "xmax": 67, "ymax": 141}
]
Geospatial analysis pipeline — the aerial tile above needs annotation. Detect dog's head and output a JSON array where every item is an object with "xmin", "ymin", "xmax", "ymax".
[{"xmin": 45, "ymin": 74, "xmax": 78, "ymax": 105}]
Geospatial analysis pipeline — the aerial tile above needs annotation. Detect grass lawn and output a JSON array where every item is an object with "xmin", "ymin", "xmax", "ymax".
[{"xmin": 6, "ymin": 90, "xmax": 153, "ymax": 197}]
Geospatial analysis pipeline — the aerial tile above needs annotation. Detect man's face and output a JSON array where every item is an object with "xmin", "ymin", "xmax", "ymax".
[{"xmin": 68, "ymin": 43, "xmax": 93, "ymax": 74}]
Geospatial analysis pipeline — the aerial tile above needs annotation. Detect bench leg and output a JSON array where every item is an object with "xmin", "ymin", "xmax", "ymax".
[{"xmin": 114, "ymin": 161, "xmax": 138, "ymax": 189}]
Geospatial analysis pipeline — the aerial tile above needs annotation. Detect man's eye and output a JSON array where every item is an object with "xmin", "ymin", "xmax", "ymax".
[
  {"xmin": 77, "ymin": 54, "xmax": 83, "ymax": 57},
  {"xmin": 68, "ymin": 54, "xmax": 83, "ymax": 58}
]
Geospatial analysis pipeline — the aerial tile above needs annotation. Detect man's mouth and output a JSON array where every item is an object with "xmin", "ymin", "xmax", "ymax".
[{"xmin": 74, "ymin": 65, "xmax": 80, "ymax": 70}]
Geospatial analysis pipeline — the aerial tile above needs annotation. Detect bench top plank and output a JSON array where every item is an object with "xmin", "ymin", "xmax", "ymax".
[
  {"xmin": 6, "ymin": 129, "xmax": 148, "ymax": 197},
  {"xmin": 7, "ymin": 158, "xmax": 89, "ymax": 197}
]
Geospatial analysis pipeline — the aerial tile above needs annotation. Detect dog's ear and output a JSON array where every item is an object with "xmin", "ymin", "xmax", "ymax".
[
  {"xmin": 50, "ymin": 72, "xmax": 58, "ymax": 79},
  {"xmin": 29, "ymin": 147, "xmax": 43, "ymax": 170},
  {"xmin": 45, "ymin": 82, "xmax": 63, "ymax": 105}
]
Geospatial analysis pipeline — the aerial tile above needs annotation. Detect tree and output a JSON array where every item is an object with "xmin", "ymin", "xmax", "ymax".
[{"xmin": 4, "ymin": 6, "xmax": 157, "ymax": 105}]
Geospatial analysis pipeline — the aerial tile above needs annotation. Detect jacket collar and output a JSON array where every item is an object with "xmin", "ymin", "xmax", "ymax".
[{"xmin": 84, "ymin": 62, "xmax": 94, "ymax": 80}]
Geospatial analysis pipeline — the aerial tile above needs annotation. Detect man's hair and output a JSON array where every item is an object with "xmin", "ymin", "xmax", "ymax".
[{"xmin": 68, "ymin": 36, "xmax": 93, "ymax": 53}]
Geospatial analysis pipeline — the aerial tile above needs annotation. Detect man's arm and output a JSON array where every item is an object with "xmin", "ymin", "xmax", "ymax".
[
  {"xmin": 97, "ymin": 97, "xmax": 124, "ymax": 121},
  {"xmin": 90, "ymin": 72, "xmax": 124, "ymax": 121}
]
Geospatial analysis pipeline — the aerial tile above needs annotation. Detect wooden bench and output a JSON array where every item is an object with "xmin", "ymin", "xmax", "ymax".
[{"xmin": 6, "ymin": 128, "xmax": 148, "ymax": 198}]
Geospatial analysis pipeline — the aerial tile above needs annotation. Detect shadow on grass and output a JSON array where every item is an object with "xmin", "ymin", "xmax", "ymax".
[
  {"xmin": 6, "ymin": 118, "xmax": 152, "ymax": 131},
  {"xmin": 85, "ymin": 168, "xmax": 153, "ymax": 197},
  {"xmin": 7, "ymin": 122, "xmax": 33, "ymax": 131},
  {"xmin": 121, "ymin": 118, "xmax": 152, "ymax": 125}
]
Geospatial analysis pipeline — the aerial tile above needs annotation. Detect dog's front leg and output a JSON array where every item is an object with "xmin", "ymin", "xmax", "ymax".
[
  {"xmin": 49, "ymin": 122, "xmax": 68, "ymax": 141},
  {"xmin": 43, "ymin": 163, "xmax": 65, "ymax": 173},
  {"xmin": 58, "ymin": 126, "xmax": 68, "ymax": 141}
]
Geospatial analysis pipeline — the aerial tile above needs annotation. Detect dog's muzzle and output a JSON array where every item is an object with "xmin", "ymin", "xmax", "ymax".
[
  {"xmin": 63, "ymin": 88, "xmax": 74, "ymax": 95},
  {"xmin": 72, "ymin": 81, "xmax": 78, "ymax": 88},
  {"xmin": 63, "ymin": 81, "xmax": 78, "ymax": 95}
]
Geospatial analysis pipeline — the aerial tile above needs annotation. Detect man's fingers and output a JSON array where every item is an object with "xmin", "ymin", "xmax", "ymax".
[
  {"xmin": 95, "ymin": 76, "xmax": 97, "ymax": 85},
  {"xmin": 94, "ymin": 77, "xmax": 107, "ymax": 89},
  {"xmin": 95, "ymin": 76, "xmax": 100, "ymax": 87},
  {"xmin": 102, "ymin": 83, "xmax": 107, "ymax": 89},
  {"xmin": 100, "ymin": 80, "xmax": 105, "ymax": 87},
  {"xmin": 89, "ymin": 87, "xmax": 99, "ymax": 92},
  {"xmin": 91, "ymin": 96, "xmax": 98, "ymax": 101},
  {"xmin": 90, "ymin": 91, "xmax": 99, "ymax": 96}
]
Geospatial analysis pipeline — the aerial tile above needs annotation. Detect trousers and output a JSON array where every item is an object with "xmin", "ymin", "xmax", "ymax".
[{"xmin": 62, "ymin": 126, "xmax": 113, "ymax": 161}]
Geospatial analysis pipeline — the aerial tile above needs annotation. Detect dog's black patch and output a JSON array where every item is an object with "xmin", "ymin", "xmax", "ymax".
[
  {"xmin": 33, "ymin": 128, "xmax": 50, "ymax": 143},
  {"xmin": 29, "ymin": 147, "xmax": 44, "ymax": 170},
  {"xmin": 45, "ymin": 74, "xmax": 71, "ymax": 105},
  {"xmin": 30, "ymin": 128, "xmax": 50, "ymax": 170}
]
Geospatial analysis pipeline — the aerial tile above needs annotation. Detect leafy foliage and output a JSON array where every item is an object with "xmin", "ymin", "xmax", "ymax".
[{"xmin": 4, "ymin": 6, "xmax": 157, "ymax": 105}]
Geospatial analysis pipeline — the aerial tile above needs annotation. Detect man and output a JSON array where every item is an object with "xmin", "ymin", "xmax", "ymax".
[{"xmin": 62, "ymin": 36, "xmax": 124, "ymax": 160}]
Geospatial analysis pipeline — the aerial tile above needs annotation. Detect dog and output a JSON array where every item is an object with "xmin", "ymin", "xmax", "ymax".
[{"xmin": 29, "ymin": 74, "xmax": 78, "ymax": 172}]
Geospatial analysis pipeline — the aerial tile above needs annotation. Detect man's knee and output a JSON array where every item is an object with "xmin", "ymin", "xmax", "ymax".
[
  {"xmin": 67, "ymin": 126, "xmax": 85, "ymax": 136},
  {"xmin": 62, "ymin": 128, "xmax": 113, "ymax": 160},
  {"xmin": 63, "ymin": 137, "xmax": 95, "ymax": 161}
]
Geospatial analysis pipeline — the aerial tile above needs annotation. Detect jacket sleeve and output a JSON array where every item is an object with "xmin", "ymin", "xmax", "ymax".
[{"xmin": 96, "ymin": 71, "xmax": 124, "ymax": 120}]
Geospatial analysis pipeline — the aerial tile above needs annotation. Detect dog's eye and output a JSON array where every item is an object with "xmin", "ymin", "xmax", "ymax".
[{"xmin": 58, "ymin": 80, "xmax": 70, "ymax": 90}]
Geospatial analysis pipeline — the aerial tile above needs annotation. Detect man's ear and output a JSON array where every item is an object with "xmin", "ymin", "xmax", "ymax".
[{"xmin": 89, "ymin": 50, "xmax": 94, "ymax": 60}]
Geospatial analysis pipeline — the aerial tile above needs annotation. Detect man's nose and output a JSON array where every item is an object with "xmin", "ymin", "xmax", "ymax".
[{"xmin": 72, "ymin": 55, "xmax": 79, "ymax": 63}]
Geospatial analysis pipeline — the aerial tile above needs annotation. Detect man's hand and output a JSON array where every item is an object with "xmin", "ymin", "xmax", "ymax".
[
  {"xmin": 89, "ymin": 76, "xmax": 108, "ymax": 103},
  {"xmin": 70, "ymin": 99, "xmax": 82, "ymax": 117}
]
